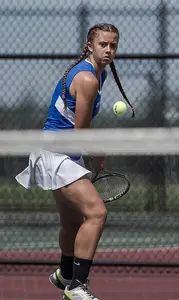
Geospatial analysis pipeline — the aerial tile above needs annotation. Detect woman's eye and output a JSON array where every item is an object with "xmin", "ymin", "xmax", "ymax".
[
  {"xmin": 100, "ymin": 43, "xmax": 106, "ymax": 47},
  {"xmin": 111, "ymin": 44, "xmax": 116, "ymax": 49}
]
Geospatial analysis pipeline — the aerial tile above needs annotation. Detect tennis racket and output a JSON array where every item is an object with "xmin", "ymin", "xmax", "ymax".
[{"xmin": 92, "ymin": 169, "xmax": 130, "ymax": 203}]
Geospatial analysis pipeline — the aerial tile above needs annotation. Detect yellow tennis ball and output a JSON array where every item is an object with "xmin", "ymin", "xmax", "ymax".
[{"xmin": 113, "ymin": 101, "xmax": 127, "ymax": 115}]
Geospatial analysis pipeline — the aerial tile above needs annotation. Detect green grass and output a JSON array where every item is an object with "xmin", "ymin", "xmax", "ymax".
[
  {"xmin": 1, "ymin": 181, "xmax": 179, "ymax": 212},
  {"xmin": 0, "ymin": 183, "xmax": 55, "ymax": 211}
]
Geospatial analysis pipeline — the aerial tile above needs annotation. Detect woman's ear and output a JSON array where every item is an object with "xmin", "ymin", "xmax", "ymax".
[{"xmin": 87, "ymin": 41, "xmax": 93, "ymax": 53}]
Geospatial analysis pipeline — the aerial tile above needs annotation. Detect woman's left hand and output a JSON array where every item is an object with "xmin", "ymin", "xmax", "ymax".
[{"xmin": 92, "ymin": 156, "xmax": 105, "ymax": 175}]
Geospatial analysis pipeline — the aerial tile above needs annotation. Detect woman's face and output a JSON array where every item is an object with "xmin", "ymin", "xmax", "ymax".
[{"xmin": 88, "ymin": 30, "xmax": 119, "ymax": 66}]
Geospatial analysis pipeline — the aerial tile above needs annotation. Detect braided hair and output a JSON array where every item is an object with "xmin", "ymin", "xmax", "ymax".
[
  {"xmin": 110, "ymin": 61, "xmax": 135, "ymax": 117},
  {"xmin": 62, "ymin": 44, "xmax": 89, "ymax": 109},
  {"xmin": 62, "ymin": 23, "xmax": 134, "ymax": 117}
]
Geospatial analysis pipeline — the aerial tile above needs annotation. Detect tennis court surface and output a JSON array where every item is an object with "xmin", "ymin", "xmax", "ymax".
[{"xmin": 1, "ymin": 263, "xmax": 179, "ymax": 300}]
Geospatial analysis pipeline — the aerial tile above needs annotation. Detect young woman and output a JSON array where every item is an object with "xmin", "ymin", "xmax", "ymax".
[{"xmin": 16, "ymin": 23, "xmax": 134, "ymax": 300}]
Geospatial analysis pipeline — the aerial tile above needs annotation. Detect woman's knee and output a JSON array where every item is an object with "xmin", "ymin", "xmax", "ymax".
[{"xmin": 86, "ymin": 203, "xmax": 107, "ymax": 225}]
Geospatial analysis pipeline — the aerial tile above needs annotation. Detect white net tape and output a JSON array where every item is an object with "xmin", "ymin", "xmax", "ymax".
[{"xmin": 1, "ymin": 127, "xmax": 179, "ymax": 156}]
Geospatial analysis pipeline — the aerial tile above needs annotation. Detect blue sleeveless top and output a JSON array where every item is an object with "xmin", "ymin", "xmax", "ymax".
[{"xmin": 43, "ymin": 59, "xmax": 107, "ymax": 131}]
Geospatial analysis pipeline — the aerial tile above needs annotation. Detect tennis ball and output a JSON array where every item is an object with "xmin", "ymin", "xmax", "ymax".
[{"xmin": 113, "ymin": 101, "xmax": 127, "ymax": 115}]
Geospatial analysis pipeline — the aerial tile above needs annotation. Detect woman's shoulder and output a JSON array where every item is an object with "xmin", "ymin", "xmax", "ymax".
[
  {"xmin": 66, "ymin": 59, "xmax": 96, "ymax": 86},
  {"xmin": 72, "ymin": 59, "xmax": 95, "ymax": 73}
]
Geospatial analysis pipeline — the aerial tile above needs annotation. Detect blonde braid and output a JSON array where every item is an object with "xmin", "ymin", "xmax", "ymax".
[{"xmin": 62, "ymin": 44, "xmax": 89, "ymax": 109}]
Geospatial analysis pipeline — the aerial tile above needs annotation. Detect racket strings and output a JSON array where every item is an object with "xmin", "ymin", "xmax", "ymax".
[{"xmin": 94, "ymin": 176, "xmax": 128, "ymax": 200}]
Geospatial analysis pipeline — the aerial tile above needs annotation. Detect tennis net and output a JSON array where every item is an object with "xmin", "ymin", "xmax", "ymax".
[
  {"xmin": 1, "ymin": 127, "xmax": 179, "ymax": 156},
  {"xmin": 1, "ymin": 127, "xmax": 179, "ymax": 273}
]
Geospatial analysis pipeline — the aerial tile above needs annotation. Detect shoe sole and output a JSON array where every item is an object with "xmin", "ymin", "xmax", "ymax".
[{"xmin": 49, "ymin": 273, "xmax": 66, "ymax": 290}]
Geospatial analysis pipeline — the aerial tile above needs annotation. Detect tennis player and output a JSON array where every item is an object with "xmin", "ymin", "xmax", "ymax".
[{"xmin": 16, "ymin": 23, "xmax": 133, "ymax": 300}]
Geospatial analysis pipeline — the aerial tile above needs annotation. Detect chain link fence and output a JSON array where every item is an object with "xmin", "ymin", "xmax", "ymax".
[{"xmin": 1, "ymin": 0, "xmax": 179, "ymax": 273}]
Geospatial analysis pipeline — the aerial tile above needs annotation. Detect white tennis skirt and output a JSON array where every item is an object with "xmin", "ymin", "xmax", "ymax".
[{"xmin": 15, "ymin": 149, "xmax": 92, "ymax": 190}]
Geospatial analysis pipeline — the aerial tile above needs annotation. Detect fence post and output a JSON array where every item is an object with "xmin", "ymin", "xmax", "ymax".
[
  {"xmin": 78, "ymin": 5, "xmax": 88, "ymax": 51},
  {"xmin": 153, "ymin": 2, "xmax": 168, "ymax": 211}
]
